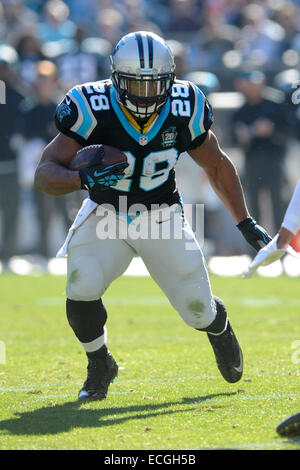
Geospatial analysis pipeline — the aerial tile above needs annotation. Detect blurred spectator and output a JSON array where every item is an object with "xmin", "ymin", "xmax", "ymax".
[
  {"xmin": 0, "ymin": 44, "xmax": 25, "ymax": 264},
  {"xmin": 146, "ymin": 0, "xmax": 170, "ymax": 31},
  {"xmin": 232, "ymin": 70, "xmax": 290, "ymax": 232},
  {"xmin": 185, "ymin": 70, "xmax": 220, "ymax": 95},
  {"xmin": 122, "ymin": 0, "xmax": 147, "ymax": 31},
  {"xmin": 126, "ymin": 20, "xmax": 163, "ymax": 37},
  {"xmin": 288, "ymin": 2, "xmax": 300, "ymax": 61},
  {"xmin": 166, "ymin": 0, "xmax": 203, "ymax": 34},
  {"xmin": 124, "ymin": 0, "xmax": 164, "ymax": 36},
  {"xmin": 0, "ymin": 0, "xmax": 39, "ymax": 43},
  {"xmin": 166, "ymin": 39, "xmax": 188, "ymax": 79},
  {"xmin": 217, "ymin": 0, "xmax": 245, "ymax": 28},
  {"xmin": 238, "ymin": 2, "xmax": 286, "ymax": 68},
  {"xmin": 25, "ymin": 1, "xmax": 49, "ymax": 15},
  {"xmin": 274, "ymin": 1, "xmax": 300, "ymax": 54},
  {"xmin": 53, "ymin": 25, "xmax": 112, "ymax": 91},
  {"xmin": 187, "ymin": 5, "xmax": 240, "ymax": 73},
  {"xmin": 96, "ymin": 7, "xmax": 124, "ymax": 45},
  {"xmin": 15, "ymin": 60, "xmax": 70, "ymax": 258},
  {"xmin": 66, "ymin": 0, "xmax": 98, "ymax": 30},
  {"xmin": 273, "ymin": 68, "xmax": 300, "ymax": 137},
  {"xmin": 37, "ymin": 0, "xmax": 76, "ymax": 43},
  {"xmin": 15, "ymin": 31, "xmax": 46, "ymax": 86}
]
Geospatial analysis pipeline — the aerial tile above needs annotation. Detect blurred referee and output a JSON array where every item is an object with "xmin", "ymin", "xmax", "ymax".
[
  {"xmin": 0, "ymin": 46, "xmax": 24, "ymax": 266},
  {"xmin": 232, "ymin": 70, "xmax": 290, "ymax": 232}
]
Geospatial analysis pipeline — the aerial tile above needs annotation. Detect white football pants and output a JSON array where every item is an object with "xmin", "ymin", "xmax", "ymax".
[{"xmin": 65, "ymin": 203, "xmax": 216, "ymax": 330}]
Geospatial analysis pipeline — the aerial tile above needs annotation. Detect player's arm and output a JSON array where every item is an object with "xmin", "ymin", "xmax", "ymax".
[
  {"xmin": 35, "ymin": 85, "xmax": 127, "ymax": 196},
  {"xmin": 188, "ymin": 130, "xmax": 249, "ymax": 223},
  {"xmin": 188, "ymin": 130, "xmax": 272, "ymax": 251},
  {"xmin": 268, "ymin": 179, "xmax": 300, "ymax": 250},
  {"xmin": 277, "ymin": 227, "xmax": 295, "ymax": 249},
  {"xmin": 34, "ymin": 132, "xmax": 82, "ymax": 196},
  {"xmin": 278, "ymin": 180, "xmax": 300, "ymax": 247},
  {"xmin": 183, "ymin": 83, "xmax": 271, "ymax": 251}
]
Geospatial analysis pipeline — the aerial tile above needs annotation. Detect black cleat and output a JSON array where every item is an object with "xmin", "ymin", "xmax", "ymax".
[
  {"xmin": 78, "ymin": 352, "xmax": 118, "ymax": 400},
  {"xmin": 276, "ymin": 412, "xmax": 300, "ymax": 437},
  {"xmin": 207, "ymin": 298, "xmax": 243, "ymax": 383}
]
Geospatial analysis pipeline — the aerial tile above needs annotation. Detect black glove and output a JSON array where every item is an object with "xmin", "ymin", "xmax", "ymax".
[
  {"xmin": 237, "ymin": 217, "xmax": 272, "ymax": 252},
  {"xmin": 79, "ymin": 147, "xmax": 128, "ymax": 191}
]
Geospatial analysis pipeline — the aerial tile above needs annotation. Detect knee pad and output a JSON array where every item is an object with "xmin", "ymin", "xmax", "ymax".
[{"xmin": 66, "ymin": 255, "xmax": 105, "ymax": 301}]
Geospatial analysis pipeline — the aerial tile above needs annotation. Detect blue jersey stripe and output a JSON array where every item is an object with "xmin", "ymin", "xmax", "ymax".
[
  {"xmin": 190, "ymin": 85, "xmax": 205, "ymax": 139},
  {"xmin": 110, "ymin": 87, "xmax": 171, "ymax": 144},
  {"xmin": 70, "ymin": 88, "xmax": 93, "ymax": 138}
]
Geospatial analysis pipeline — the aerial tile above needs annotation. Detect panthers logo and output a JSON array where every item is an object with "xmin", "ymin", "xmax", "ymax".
[{"xmin": 57, "ymin": 102, "xmax": 71, "ymax": 123}]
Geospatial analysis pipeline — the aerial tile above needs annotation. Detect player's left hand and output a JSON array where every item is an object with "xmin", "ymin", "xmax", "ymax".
[
  {"xmin": 242, "ymin": 234, "xmax": 300, "ymax": 278},
  {"xmin": 237, "ymin": 217, "xmax": 272, "ymax": 252}
]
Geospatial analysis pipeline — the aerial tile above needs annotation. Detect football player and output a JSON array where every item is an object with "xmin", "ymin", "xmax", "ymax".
[{"xmin": 34, "ymin": 31, "xmax": 271, "ymax": 400}]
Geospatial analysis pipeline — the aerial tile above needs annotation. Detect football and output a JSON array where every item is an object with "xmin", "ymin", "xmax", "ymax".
[{"xmin": 69, "ymin": 144, "xmax": 128, "ymax": 171}]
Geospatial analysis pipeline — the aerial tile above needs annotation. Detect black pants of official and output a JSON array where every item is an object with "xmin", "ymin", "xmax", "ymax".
[
  {"xmin": 244, "ymin": 157, "xmax": 287, "ymax": 232},
  {"xmin": 34, "ymin": 190, "xmax": 70, "ymax": 258},
  {"xmin": 0, "ymin": 172, "xmax": 20, "ymax": 261}
]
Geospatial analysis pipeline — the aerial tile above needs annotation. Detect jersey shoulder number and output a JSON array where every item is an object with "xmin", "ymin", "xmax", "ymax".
[
  {"xmin": 171, "ymin": 80, "xmax": 192, "ymax": 118},
  {"xmin": 55, "ymin": 80, "xmax": 111, "ymax": 145},
  {"xmin": 170, "ymin": 79, "xmax": 213, "ymax": 150}
]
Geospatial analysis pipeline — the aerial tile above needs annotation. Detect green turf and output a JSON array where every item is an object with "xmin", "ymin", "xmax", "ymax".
[{"xmin": 0, "ymin": 273, "xmax": 300, "ymax": 450}]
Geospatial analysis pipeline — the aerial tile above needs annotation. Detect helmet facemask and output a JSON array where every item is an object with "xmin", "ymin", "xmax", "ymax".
[{"xmin": 112, "ymin": 71, "xmax": 175, "ymax": 120}]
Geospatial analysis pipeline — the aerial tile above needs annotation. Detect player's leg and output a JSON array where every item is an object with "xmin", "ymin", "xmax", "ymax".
[
  {"xmin": 135, "ymin": 207, "xmax": 243, "ymax": 383},
  {"xmin": 65, "ymin": 211, "xmax": 135, "ymax": 399}
]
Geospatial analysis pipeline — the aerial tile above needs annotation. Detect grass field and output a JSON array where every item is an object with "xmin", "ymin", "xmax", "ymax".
[{"xmin": 0, "ymin": 273, "xmax": 300, "ymax": 450}]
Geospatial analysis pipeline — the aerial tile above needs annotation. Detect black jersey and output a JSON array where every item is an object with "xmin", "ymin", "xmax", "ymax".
[{"xmin": 55, "ymin": 79, "xmax": 213, "ymax": 209}]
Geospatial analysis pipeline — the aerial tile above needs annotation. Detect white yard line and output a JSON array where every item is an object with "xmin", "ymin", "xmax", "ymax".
[
  {"xmin": 14, "ymin": 391, "xmax": 300, "ymax": 404},
  {"xmin": 1, "ymin": 369, "xmax": 299, "ymax": 392}
]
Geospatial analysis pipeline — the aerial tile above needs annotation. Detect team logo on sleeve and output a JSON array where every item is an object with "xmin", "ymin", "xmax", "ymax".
[
  {"xmin": 57, "ymin": 101, "xmax": 72, "ymax": 122},
  {"xmin": 161, "ymin": 127, "xmax": 177, "ymax": 148}
]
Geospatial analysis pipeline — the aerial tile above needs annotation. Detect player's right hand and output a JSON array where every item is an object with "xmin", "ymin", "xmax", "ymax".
[
  {"xmin": 79, "ymin": 165, "xmax": 127, "ymax": 191},
  {"xmin": 79, "ymin": 148, "xmax": 128, "ymax": 191}
]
